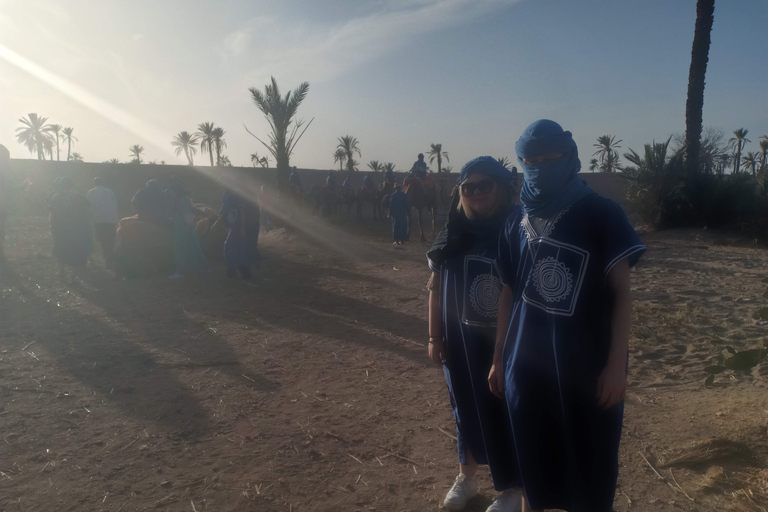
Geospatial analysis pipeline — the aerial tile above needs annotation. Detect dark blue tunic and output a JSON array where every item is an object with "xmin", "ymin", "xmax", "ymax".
[
  {"xmin": 497, "ymin": 194, "xmax": 644, "ymax": 512},
  {"xmin": 428, "ymin": 206, "xmax": 522, "ymax": 492}
]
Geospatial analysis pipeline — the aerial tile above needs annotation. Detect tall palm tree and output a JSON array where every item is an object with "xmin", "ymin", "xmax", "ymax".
[
  {"xmin": 742, "ymin": 152, "xmax": 759, "ymax": 177},
  {"xmin": 62, "ymin": 127, "xmax": 77, "ymax": 161},
  {"xmin": 367, "ymin": 160, "xmax": 382, "ymax": 173},
  {"xmin": 45, "ymin": 124, "xmax": 63, "ymax": 161},
  {"xmin": 247, "ymin": 77, "xmax": 312, "ymax": 191},
  {"xmin": 333, "ymin": 148, "xmax": 346, "ymax": 171},
  {"xmin": 70, "ymin": 152, "xmax": 84, "ymax": 162},
  {"xmin": 15, "ymin": 113, "xmax": 50, "ymax": 160},
  {"xmin": 42, "ymin": 136, "xmax": 54, "ymax": 160},
  {"xmin": 212, "ymin": 127, "xmax": 227, "ymax": 165},
  {"xmin": 728, "ymin": 128, "xmax": 750, "ymax": 173},
  {"xmin": 196, "ymin": 122, "xmax": 216, "ymax": 167},
  {"xmin": 250, "ymin": 153, "xmax": 261, "ymax": 167},
  {"xmin": 337, "ymin": 136, "xmax": 361, "ymax": 173},
  {"xmin": 593, "ymin": 135, "xmax": 623, "ymax": 173},
  {"xmin": 427, "ymin": 143, "xmax": 449, "ymax": 173},
  {"xmin": 684, "ymin": 0, "xmax": 715, "ymax": 181},
  {"xmin": 588, "ymin": 158, "xmax": 600, "ymax": 172},
  {"xmin": 259, "ymin": 156, "xmax": 269, "ymax": 168},
  {"xmin": 128, "ymin": 144, "xmax": 145, "ymax": 164},
  {"xmin": 171, "ymin": 131, "xmax": 199, "ymax": 166},
  {"xmin": 759, "ymin": 137, "xmax": 768, "ymax": 170},
  {"xmin": 496, "ymin": 156, "xmax": 513, "ymax": 170}
]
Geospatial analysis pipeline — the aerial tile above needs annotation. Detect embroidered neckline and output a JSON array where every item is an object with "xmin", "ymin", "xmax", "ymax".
[{"xmin": 521, "ymin": 206, "xmax": 571, "ymax": 240}]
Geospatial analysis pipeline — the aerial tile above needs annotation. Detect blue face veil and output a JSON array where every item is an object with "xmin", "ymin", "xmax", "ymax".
[{"xmin": 516, "ymin": 119, "xmax": 593, "ymax": 219}]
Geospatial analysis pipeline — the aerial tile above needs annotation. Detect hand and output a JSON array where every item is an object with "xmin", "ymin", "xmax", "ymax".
[
  {"xmin": 596, "ymin": 360, "xmax": 627, "ymax": 409},
  {"xmin": 428, "ymin": 338, "xmax": 445, "ymax": 365},
  {"xmin": 488, "ymin": 361, "xmax": 504, "ymax": 398}
]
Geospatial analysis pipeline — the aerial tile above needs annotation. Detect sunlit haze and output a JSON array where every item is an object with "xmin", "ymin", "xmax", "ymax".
[{"xmin": 1, "ymin": 0, "xmax": 766, "ymax": 169}]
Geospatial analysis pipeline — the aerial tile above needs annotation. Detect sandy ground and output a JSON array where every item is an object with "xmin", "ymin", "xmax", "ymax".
[{"xmin": 0, "ymin": 212, "xmax": 766, "ymax": 512}]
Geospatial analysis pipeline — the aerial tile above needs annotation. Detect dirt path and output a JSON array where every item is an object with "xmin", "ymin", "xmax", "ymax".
[{"xmin": 0, "ymin": 216, "xmax": 766, "ymax": 511}]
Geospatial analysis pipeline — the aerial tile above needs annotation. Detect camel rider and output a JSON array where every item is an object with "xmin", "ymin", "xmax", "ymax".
[
  {"xmin": 342, "ymin": 176, "xmax": 351, "ymax": 190},
  {"xmin": 385, "ymin": 168, "xmax": 396, "ymax": 183},
  {"xmin": 363, "ymin": 173, "xmax": 375, "ymax": 192},
  {"xmin": 326, "ymin": 172, "xmax": 337, "ymax": 190},
  {"xmin": 288, "ymin": 167, "xmax": 303, "ymax": 193},
  {"xmin": 411, "ymin": 153, "xmax": 427, "ymax": 181}
]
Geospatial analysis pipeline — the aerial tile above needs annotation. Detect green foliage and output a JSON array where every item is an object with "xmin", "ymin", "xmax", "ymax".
[{"xmin": 624, "ymin": 135, "xmax": 768, "ymax": 236}]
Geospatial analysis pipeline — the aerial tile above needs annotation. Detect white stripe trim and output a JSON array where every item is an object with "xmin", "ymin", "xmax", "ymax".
[{"xmin": 604, "ymin": 244, "xmax": 646, "ymax": 277}]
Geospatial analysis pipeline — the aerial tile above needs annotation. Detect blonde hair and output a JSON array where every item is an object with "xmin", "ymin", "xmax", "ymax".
[{"xmin": 457, "ymin": 179, "xmax": 512, "ymax": 219}]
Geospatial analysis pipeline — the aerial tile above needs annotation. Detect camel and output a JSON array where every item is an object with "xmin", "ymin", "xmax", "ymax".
[
  {"xmin": 404, "ymin": 175, "xmax": 438, "ymax": 241},
  {"xmin": 356, "ymin": 185, "xmax": 383, "ymax": 221}
]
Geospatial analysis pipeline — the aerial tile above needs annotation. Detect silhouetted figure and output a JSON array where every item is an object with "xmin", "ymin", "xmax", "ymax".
[{"xmin": 87, "ymin": 177, "xmax": 118, "ymax": 269}]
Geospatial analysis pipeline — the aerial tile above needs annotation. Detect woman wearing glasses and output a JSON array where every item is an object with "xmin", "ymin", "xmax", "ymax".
[{"xmin": 427, "ymin": 157, "xmax": 522, "ymax": 512}]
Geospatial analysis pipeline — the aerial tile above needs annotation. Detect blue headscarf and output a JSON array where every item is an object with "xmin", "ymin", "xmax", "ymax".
[
  {"xmin": 460, "ymin": 156, "xmax": 515, "ymax": 185},
  {"xmin": 516, "ymin": 119, "xmax": 593, "ymax": 219}
]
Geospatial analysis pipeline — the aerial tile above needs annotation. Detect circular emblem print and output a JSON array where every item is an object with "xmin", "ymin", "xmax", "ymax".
[
  {"xmin": 469, "ymin": 274, "xmax": 502, "ymax": 318},
  {"xmin": 532, "ymin": 256, "xmax": 573, "ymax": 303}
]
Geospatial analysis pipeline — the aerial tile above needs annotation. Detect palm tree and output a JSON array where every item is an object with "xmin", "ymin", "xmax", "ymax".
[
  {"xmin": 684, "ymin": 0, "xmax": 715, "ymax": 181},
  {"xmin": 70, "ymin": 152, "xmax": 84, "ymax": 162},
  {"xmin": 104, "ymin": 158, "xmax": 121, "ymax": 164},
  {"xmin": 212, "ymin": 127, "xmax": 227, "ymax": 165},
  {"xmin": 742, "ymin": 152, "xmax": 759, "ymax": 177},
  {"xmin": 383, "ymin": 162, "xmax": 396, "ymax": 174},
  {"xmin": 443, "ymin": 165, "xmax": 453, "ymax": 173},
  {"xmin": 42, "ymin": 136, "xmax": 54, "ymax": 160},
  {"xmin": 759, "ymin": 138, "xmax": 768, "ymax": 170},
  {"xmin": 333, "ymin": 148, "xmax": 346, "ymax": 171},
  {"xmin": 128, "ymin": 144, "xmax": 144, "ymax": 164},
  {"xmin": 728, "ymin": 128, "xmax": 750, "ymax": 173},
  {"xmin": 62, "ymin": 127, "xmax": 76, "ymax": 161},
  {"xmin": 171, "ymin": 131, "xmax": 199, "ymax": 166},
  {"xmin": 368, "ymin": 160, "xmax": 383, "ymax": 173},
  {"xmin": 593, "ymin": 135, "xmax": 623, "ymax": 173},
  {"xmin": 259, "ymin": 156, "xmax": 269, "ymax": 168},
  {"xmin": 247, "ymin": 77, "xmax": 313, "ymax": 191},
  {"xmin": 15, "ymin": 113, "xmax": 50, "ymax": 160},
  {"xmin": 250, "ymin": 153, "xmax": 260, "ymax": 167},
  {"xmin": 337, "ymin": 136, "xmax": 361, "ymax": 173},
  {"xmin": 715, "ymin": 153, "xmax": 731, "ymax": 176},
  {"xmin": 45, "ymin": 124, "xmax": 63, "ymax": 161},
  {"xmin": 496, "ymin": 157, "xmax": 513, "ymax": 170},
  {"xmin": 196, "ymin": 122, "xmax": 216, "ymax": 167},
  {"xmin": 589, "ymin": 158, "xmax": 600, "ymax": 172},
  {"xmin": 427, "ymin": 143, "xmax": 449, "ymax": 173}
]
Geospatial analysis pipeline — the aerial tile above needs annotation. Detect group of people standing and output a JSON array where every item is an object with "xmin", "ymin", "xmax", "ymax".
[{"xmin": 427, "ymin": 120, "xmax": 645, "ymax": 512}]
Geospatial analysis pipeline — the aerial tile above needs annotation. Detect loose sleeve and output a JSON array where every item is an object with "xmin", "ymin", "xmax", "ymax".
[{"xmin": 599, "ymin": 198, "xmax": 646, "ymax": 277}]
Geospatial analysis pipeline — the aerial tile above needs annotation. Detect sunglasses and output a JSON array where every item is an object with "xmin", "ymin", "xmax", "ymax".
[{"xmin": 461, "ymin": 179, "xmax": 496, "ymax": 197}]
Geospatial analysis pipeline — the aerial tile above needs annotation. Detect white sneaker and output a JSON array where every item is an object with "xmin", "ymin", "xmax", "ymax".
[
  {"xmin": 485, "ymin": 488, "xmax": 522, "ymax": 512},
  {"xmin": 443, "ymin": 473, "xmax": 478, "ymax": 511}
]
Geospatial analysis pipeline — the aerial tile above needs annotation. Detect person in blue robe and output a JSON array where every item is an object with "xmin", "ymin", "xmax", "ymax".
[
  {"xmin": 388, "ymin": 183, "xmax": 409, "ymax": 245},
  {"xmin": 427, "ymin": 157, "xmax": 522, "ymax": 512},
  {"xmin": 490, "ymin": 120, "xmax": 645, "ymax": 512},
  {"xmin": 326, "ymin": 172, "xmax": 337, "ymax": 189},
  {"xmin": 166, "ymin": 182, "xmax": 208, "ymax": 279},
  {"xmin": 220, "ymin": 188, "xmax": 260, "ymax": 279},
  {"xmin": 411, "ymin": 153, "xmax": 427, "ymax": 180},
  {"xmin": 289, "ymin": 167, "xmax": 303, "ymax": 193},
  {"xmin": 342, "ymin": 176, "xmax": 351, "ymax": 190}
]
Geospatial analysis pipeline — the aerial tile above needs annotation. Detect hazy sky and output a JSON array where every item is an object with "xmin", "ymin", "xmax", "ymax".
[{"xmin": 1, "ymin": 0, "xmax": 766, "ymax": 171}]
